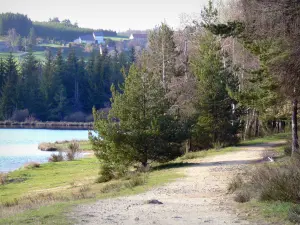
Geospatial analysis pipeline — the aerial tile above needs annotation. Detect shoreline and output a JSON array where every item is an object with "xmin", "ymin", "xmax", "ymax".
[{"xmin": 0, "ymin": 121, "xmax": 93, "ymax": 130}]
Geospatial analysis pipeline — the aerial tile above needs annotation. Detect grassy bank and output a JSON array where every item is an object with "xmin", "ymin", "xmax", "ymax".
[
  {"xmin": 38, "ymin": 140, "xmax": 92, "ymax": 152},
  {"xmin": 0, "ymin": 156, "xmax": 183, "ymax": 224}
]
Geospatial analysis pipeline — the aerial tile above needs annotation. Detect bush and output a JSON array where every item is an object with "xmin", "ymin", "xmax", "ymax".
[
  {"xmin": 288, "ymin": 205, "xmax": 300, "ymax": 223},
  {"xmin": 23, "ymin": 162, "xmax": 40, "ymax": 169},
  {"xmin": 0, "ymin": 173, "xmax": 7, "ymax": 185},
  {"xmin": 284, "ymin": 139, "xmax": 292, "ymax": 156},
  {"xmin": 232, "ymin": 159, "xmax": 300, "ymax": 203},
  {"xmin": 10, "ymin": 109, "xmax": 29, "ymax": 122},
  {"xmin": 64, "ymin": 112, "xmax": 86, "ymax": 122},
  {"xmin": 124, "ymin": 173, "xmax": 147, "ymax": 188},
  {"xmin": 48, "ymin": 152, "xmax": 64, "ymax": 162},
  {"xmin": 234, "ymin": 190, "xmax": 250, "ymax": 203},
  {"xmin": 66, "ymin": 141, "xmax": 81, "ymax": 161},
  {"xmin": 227, "ymin": 175, "xmax": 243, "ymax": 193}
]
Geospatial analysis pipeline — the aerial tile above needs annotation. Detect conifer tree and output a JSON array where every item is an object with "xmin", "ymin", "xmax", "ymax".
[
  {"xmin": 92, "ymin": 64, "xmax": 189, "ymax": 181},
  {"xmin": 0, "ymin": 53, "xmax": 19, "ymax": 119}
]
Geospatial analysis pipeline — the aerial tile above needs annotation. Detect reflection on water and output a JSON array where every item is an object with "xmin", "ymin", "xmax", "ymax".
[{"xmin": 0, "ymin": 129, "xmax": 89, "ymax": 172}]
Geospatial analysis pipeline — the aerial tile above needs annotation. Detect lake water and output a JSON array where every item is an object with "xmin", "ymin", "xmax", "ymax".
[{"xmin": 0, "ymin": 129, "xmax": 89, "ymax": 172}]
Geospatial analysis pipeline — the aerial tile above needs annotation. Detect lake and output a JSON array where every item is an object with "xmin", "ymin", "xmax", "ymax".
[{"xmin": 0, "ymin": 128, "xmax": 89, "ymax": 172}]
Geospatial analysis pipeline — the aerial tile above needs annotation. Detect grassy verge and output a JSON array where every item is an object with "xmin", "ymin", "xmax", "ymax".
[
  {"xmin": 239, "ymin": 133, "xmax": 289, "ymax": 146},
  {"xmin": 241, "ymin": 201, "xmax": 295, "ymax": 225},
  {"xmin": 0, "ymin": 156, "xmax": 182, "ymax": 224}
]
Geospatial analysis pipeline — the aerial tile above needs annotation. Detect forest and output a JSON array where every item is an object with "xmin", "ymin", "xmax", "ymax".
[
  {"xmin": 90, "ymin": 0, "xmax": 300, "ymax": 181},
  {"xmin": 0, "ymin": 13, "xmax": 117, "ymax": 41},
  {"xmin": 0, "ymin": 47, "xmax": 135, "ymax": 121}
]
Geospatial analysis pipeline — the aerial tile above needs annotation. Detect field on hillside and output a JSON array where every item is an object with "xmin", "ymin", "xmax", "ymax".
[
  {"xmin": 0, "ymin": 45, "xmax": 93, "ymax": 62},
  {"xmin": 104, "ymin": 36, "xmax": 129, "ymax": 41}
]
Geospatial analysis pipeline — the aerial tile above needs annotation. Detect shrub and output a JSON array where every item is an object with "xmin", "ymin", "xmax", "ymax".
[
  {"xmin": 23, "ymin": 162, "xmax": 40, "ymax": 169},
  {"xmin": 251, "ymin": 160, "xmax": 300, "ymax": 202},
  {"xmin": 79, "ymin": 184, "xmax": 91, "ymax": 193},
  {"xmin": 288, "ymin": 205, "xmax": 300, "ymax": 223},
  {"xmin": 38, "ymin": 142, "xmax": 59, "ymax": 151},
  {"xmin": 124, "ymin": 173, "xmax": 147, "ymax": 189},
  {"xmin": 227, "ymin": 175, "xmax": 243, "ymax": 193},
  {"xmin": 10, "ymin": 109, "xmax": 29, "ymax": 122},
  {"xmin": 0, "ymin": 173, "xmax": 7, "ymax": 185},
  {"xmin": 100, "ymin": 181, "xmax": 123, "ymax": 193},
  {"xmin": 66, "ymin": 141, "xmax": 81, "ymax": 161},
  {"xmin": 234, "ymin": 159, "xmax": 300, "ymax": 203},
  {"xmin": 234, "ymin": 190, "xmax": 250, "ymax": 203},
  {"xmin": 284, "ymin": 139, "xmax": 292, "ymax": 156},
  {"xmin": 48, "ymin": 152, "xmax": 64, "ymax": 162}
]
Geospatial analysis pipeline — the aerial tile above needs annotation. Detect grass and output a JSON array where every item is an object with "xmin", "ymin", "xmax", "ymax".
[
  {"xmin": 104, "ymin": 36, "xmax": 130, "ymax": 41},
  {"xmin": 54, "ymin": 140, "xmax": 92, "ymax": 151},
  {"xmin": 0, "ymin": 156, "xmax": 182, "ymax": 224},
  {"xmin": 243, "ymin": 201, "xmax": 295, "ymax": 225},
  {"xmin": 37, "ymin": 44, "xmax": 64, "ymax": 48},
  {"xmin": 239, "ymin": 132, "xmax": 289, "ymax": 146},
  {"xmin": 0, "ymin": 158, "xmax": 99, "ymax": 203},
  {"xmin": 0, "ymin": 133, "xmax": 290, "ymax": 224}
]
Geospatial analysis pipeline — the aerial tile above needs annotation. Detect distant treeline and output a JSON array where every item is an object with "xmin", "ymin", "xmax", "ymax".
[
  {"xmin": 0, "ymin": 13, "xmax": 117, "ymax": 41},
  {"xmin": 0, "ymin": 47, "xmax": 135, "ymax": 122}
]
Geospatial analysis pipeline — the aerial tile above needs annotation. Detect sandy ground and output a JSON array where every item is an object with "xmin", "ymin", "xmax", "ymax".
[{"xmin": 71, "ymin": 143, "xmax": 280, "ymax": 225}]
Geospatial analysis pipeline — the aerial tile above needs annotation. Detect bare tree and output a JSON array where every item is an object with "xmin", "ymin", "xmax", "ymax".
[{"xmin": 6, "ymin": 28, "xmax": 20, "ymax": 52}]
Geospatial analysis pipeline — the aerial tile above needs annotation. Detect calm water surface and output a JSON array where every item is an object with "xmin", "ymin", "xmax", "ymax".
[{"xmin": 0, "ymin": 129, "xmax": 89, "ymax": 172}]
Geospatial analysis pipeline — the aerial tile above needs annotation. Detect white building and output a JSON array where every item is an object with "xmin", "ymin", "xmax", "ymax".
[
  {"xmin": 93, "ymin": 32, "xmax": 105, "ymax": 44},
  {"xmin": 78, "ymin": 34, "xmax": 95, "ymax": 44}
]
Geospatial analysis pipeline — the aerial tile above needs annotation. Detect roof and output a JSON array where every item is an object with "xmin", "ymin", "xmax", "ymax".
[
  {"xmin": 79, "ymin": 34, "xmax": 95, "ymax": 41},
  {"xmin": 132, "ymin": 33, "xmax": 148, "ymax": 39},
  {"xmin": 93, "ymin": 31, "xmax": 104, "ymax": 37}
]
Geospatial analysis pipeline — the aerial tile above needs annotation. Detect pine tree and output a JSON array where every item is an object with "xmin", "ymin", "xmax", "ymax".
[
  {"xmin": 0, "ymin": 53, "xmax": 19, "ymax": 119},
  {"xmin": 20, "ymin": 49, "xmax": 41, "ymax": 114},
  {"xmin": 92, "ymin": 64, "xmax": 189, "ymax": 181},
  {"xmin": 0, "ymin": 58, "xmax": 5, "ymax": 98},
  {"xmin": 191, "ymin": 32, "xmax": 239, "ymax": 148},
  {"xmin": 51, "ymin": 84, "xmax": 68, "ymax": 121}
]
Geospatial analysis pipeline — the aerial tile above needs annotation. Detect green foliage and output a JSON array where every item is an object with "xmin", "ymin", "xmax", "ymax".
[
  {"xmin": 33, "ymin": 21, "xmax": 116, "ymax": 41},
  {"xmin": 0, "ymin": 53, "xmax": 19, "ymax": 119},
  {"xmin": 0, "ymin": 13, "xmax": 32, "ymax": 36},
  {"xmin": 0, "ymin": 45, "xmax": 133, "ymax": 121},
  {"xmin": 92, "ymin": 64, "xmax": 188, "ymax": 180},
  {"xmin": 191, "ymin": 32, "xmax": 240, "ymax": 148}
]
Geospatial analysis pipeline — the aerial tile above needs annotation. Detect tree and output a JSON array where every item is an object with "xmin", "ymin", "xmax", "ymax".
[
  {"xmin": 28, "ymin": 27, "xmax": 36, "ymax": 47},
  {"xmin": 148, "ymin": 23, "xmax": 178, "ymax": 91},
  {"xmin": 191, "ymin": 32, "xmax": 239, "ymax": 148},
  {"xmin": 0, "ymin": 13, "xmax": 32, "ymax": 36},
  {"xmin": 0, "ymin": 53, "xmax": 19, "ymax": 119},
  {"xmin": 6, "ymin": 28, "xmax": 20, "ymax": 52},
  {"xmin": 0, "ymin": 58, "xmax": 5, "ymax": 98},
  {"xmin": 91, "ymin": 64, "xmax": 188, "ymax": 181}
]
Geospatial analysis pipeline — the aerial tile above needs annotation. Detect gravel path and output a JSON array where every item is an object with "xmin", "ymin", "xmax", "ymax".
[{"xmin": 71, "ymin": 143, "xmax": 280, "ymax": 225}]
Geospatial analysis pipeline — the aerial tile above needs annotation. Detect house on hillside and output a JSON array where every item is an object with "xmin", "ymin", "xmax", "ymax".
[
  {"xmin": 129, "ymin": 33, "xmax": 148, "ymax": 41},
  {"xmin": 93, "ymin": 32, "xmax": 105, "ymax": 44},
  {"xmin": 78, "ymin": 34, "xmax": 95, "ymax": 44}
]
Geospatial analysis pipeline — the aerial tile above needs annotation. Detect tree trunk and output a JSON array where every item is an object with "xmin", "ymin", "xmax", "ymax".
[
  {"xmin": 185, "ymin": 138, "xmax": 191, "ymax": 154},
  {"xmin": 255, "ymin": 111, "xmax": 259, "ymax": 137},
  {"xmin": 292, "ymin": 99, "xmax": 299, "ymax": 157}
]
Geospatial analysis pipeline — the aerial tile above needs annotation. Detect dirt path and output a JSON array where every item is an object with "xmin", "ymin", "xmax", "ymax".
[{"xmin": 72, "ymin": 143, "xmax": 280, "ymax": 225}]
